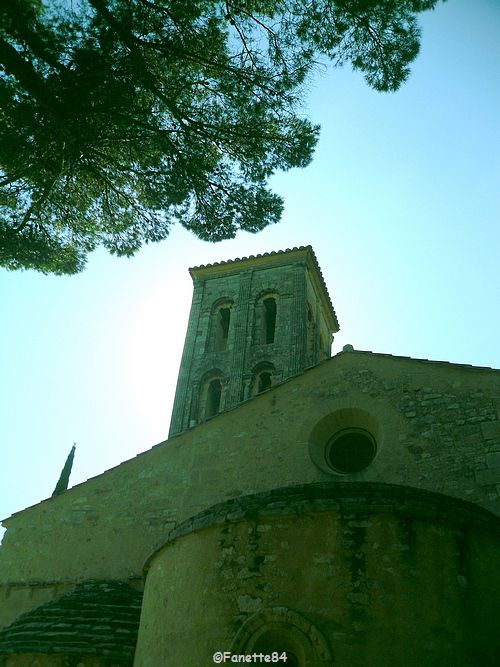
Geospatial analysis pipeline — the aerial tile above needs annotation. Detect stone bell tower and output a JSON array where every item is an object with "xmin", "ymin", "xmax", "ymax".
[{"xmin": 168, "ymin": 246, "xmax": 338, "ymax": 437}]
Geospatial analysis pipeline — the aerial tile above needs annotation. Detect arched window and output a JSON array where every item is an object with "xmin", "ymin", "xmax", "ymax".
[
  {"xmin": 231, "ymin": 608, "xmax": 332, "ymax": 667},
  {"xmin": 215, "ymin": 307, "xmax": 231, "ymax": 351},
  {"xmin": 263, "ymin": 297, "xmax": 277, "ymax": 343},
  {"xmin": 199, "ymin": 371, "xmax": 224, "ymax": 421},
  {"xmin": 251, "ymin": 362, "xmax": 275, "ymax": 396},
  {"xmin": 207, "ymin": 300, "xmax": 233, "ymax": 352},
  {"xmin": 252, "ymin": 631, "xmax": 300, "ymax": 666},
  {"xmin": 254, "ymin": 293, "xmax": 278, "ymax": 345},
  {"xmin": 257, "ymin": 372, "xmax": 272, "ymax": 394},
  {"xmin": 205, "ymin": 379, "xmax": 222, "ymax": 418}
]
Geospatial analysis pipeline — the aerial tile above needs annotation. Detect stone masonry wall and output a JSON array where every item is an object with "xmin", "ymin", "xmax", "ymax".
[
  {"xmin": 0, "ymin": 350, "xmax": 498, "ymax": 628},
  {"xmin": 136, "ymin": 483, "xmax": 500, "ymax": 667}
]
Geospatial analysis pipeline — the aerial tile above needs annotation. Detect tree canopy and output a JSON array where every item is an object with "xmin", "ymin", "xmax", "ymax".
[{"xmin": 0, "ymin": 0, "xmax": 442, "ymax": 274}]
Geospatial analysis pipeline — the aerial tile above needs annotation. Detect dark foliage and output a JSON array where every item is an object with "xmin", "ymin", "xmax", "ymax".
[{"xmin": 0, "ymin": 0, "xmax": 442, "ymax": 273}]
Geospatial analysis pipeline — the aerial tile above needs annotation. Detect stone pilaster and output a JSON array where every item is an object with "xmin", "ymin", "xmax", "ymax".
[
  {"xmin": 168, "ymin": 279, "xmax": 205, "ymax": 436},
  {"xmin": 226, "ymin": 270, "xmax": 253, "ymax": 408},
  {"xmin": 290, "ymin": 263, "xmax": 307, "ymax": 376}
]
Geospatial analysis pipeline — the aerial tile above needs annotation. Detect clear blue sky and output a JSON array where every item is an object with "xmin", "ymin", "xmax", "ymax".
[{"xmin": 1, "ymin": 0, "xmax": 499, "ymax": 538}]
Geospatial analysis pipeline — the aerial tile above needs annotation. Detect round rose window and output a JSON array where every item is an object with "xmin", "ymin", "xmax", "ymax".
[{"xmin": 326, "ymin": 428, "xmax": 376, "ymax": 473}]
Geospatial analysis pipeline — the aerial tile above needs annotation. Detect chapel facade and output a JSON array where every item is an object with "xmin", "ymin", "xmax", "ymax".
[{"xmin": 1, "ymin": 247, "xmax": 500, "ymax": 667}]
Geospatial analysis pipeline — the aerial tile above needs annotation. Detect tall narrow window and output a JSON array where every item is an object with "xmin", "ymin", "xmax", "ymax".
[
  {"xmin": 206, "ymin": 379, "xmax": 222, "ymax": 418},
  {"xmin": 263, "ymin": 297, "xmax": 277, "ymax": 344},
  {"xmin": 208, "ymin": 301, "xmax": 232, "ymax": 352},
  {"xmin": 215, "ymin": 307, "xmax": 231, "ymax": 351}
]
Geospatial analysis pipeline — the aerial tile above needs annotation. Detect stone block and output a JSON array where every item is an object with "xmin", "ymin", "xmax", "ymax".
[
  {"xmin": 481, "ymin": 421, "xmax": 500, "ymax": 440},
  {"xmin": 486, "ymin": 452, "xmax": 500, "ymax": 469},
  {"xmin": 475, "ymin": 467, "xmax": 500, "ymax": 487}
]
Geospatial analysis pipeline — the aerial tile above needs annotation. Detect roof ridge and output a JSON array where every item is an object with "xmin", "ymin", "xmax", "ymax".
[
  {"xmin": 335, "ymin": 347, "xmax": 500, "ymax": 372},
  {"xmin": 189, "ymin": 245, "xmax": 313, "ymax": 272}
]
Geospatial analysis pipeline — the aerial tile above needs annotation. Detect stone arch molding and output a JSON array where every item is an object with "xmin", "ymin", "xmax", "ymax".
[{"xmin": 231, "ymin": 607, "xmax": 332, "ymax": 666}]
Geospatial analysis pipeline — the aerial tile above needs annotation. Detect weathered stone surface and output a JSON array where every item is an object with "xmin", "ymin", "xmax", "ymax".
[
  {"xmin": 481, "ymin": 420, "xmax": 500, "ymax": 440},
  {"xmin": 476, "ymin": 467, "xmax": 500, "ymax": 486},
  {"xmin": 158, "ymin": 481, "xmax": 499, "ymax": 551},
  {"xmin": 486, "ymin": 451, "xmax": 500, "ymax": 468},
  {"xmin": 1, "ymin": 350, "xmax": 499, "ymax": 629},
  {"xmin": 135, "ymin": 482, "xmax": 500, "ymax": 667}
]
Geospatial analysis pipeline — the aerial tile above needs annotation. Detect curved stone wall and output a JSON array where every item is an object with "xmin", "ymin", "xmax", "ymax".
[{"xmin": 135, "ymin": 482, "xmax": 500, "ymax": 667}]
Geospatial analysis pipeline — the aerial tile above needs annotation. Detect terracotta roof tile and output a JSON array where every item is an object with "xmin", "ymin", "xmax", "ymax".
[
  {"xmin": 189, "ymin": 245, "xmax": 310, "ymax": 272},
  {"xmin": 0, "ymin": 581, "xmax": 142, "ymax": 664}
]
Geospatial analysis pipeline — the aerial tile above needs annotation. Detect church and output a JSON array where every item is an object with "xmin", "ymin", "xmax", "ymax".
[{"xmin": 1, "ymin": 246, "xmax": 499, "ymax": 666}]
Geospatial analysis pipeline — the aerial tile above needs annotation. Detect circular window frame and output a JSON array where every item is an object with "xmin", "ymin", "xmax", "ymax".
[
  {"xmin": 325, "ymin": 427, "xmax": 377, "ymax": 475},
  {"xmin": 308, "ymin": 407, "xmax": 381, "ymax": 477}
]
